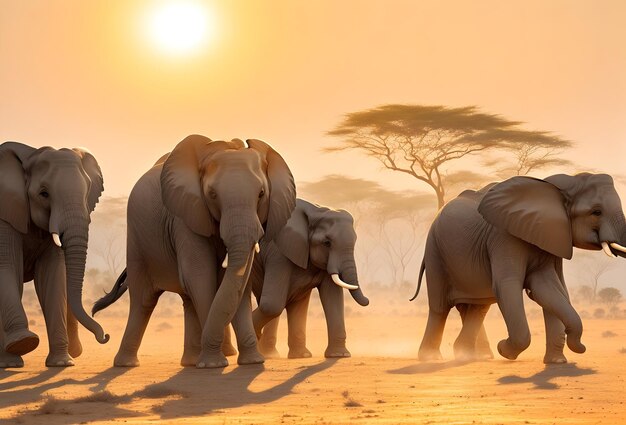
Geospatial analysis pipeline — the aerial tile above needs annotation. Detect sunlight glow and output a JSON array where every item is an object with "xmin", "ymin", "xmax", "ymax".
[{"xmin": 146, "ymin": 1, "xmax": 214, "ymax": 56}]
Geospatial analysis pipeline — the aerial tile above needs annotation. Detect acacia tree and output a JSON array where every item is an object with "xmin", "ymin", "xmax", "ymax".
[{"xmin": 326, "ymin": 104, "xmax": 572, "ymax": 209}]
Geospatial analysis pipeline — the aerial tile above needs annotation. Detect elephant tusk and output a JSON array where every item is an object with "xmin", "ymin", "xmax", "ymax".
[
  {"xmin": 52, "ymin": 233, "xmax": 62, "ymax": 248},
  {"xmin": 601, "ymin": 241, "xmax": 616, "ymax": 258},
  {"xmin": 255, "ymin": 242, "xmax": 260, "ymax": 254},
  {"xmin": 331, "ymin": 273, "xmax": 359, "ymax": 290},
  {"xmin": 609, "ymin": 242, "xmax": 626, "ymax": 253},
  {"xmin": 222, "ymin": 253, "xmax": 228, "ymax": 268}
]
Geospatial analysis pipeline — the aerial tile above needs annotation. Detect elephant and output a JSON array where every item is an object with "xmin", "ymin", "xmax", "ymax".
[
  {"xmin": 250, "ymin": 199, "xmax": 369, "ymax": 359},
  {"xmin": 413, "ymin": 173, "xmax": 626, "ymax": 364},
  {"xmin": 0, "ymin": 142, "xmax": 108, "ymax": 368},
  {"xmin": 93, "ymin": 135, "xmax": 296, "ymax": 368}
]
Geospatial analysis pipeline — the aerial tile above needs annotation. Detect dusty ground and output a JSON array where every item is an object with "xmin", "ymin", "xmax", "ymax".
[{"xmin": 1, "ymin": 291, "xmax": 625, "ymax": 424}]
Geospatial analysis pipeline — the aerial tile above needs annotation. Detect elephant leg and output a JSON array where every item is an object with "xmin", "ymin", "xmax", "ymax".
[
  {"xmin": 0, "ymin": 318, "xmax": 24, "ymax": 368},
  {"xmin": 287, "ymin": 291, "xmax": 313, "ymax": 359},
  {"xmin": 542, "ymin": 309, "xmax": 567, "ymax": 364},
  {"xmin": 494, "ymin": 277, "xmax": 530, "ymax": 360},
  {"xmin": 114, "ymin": 268, "xmax": 161, "ymax": 367},
  {"xmin": 252, "ymin": 262, "xmax": 291, "ymax": 339},
  {"xmin": 180, "ymin": 294, "xmax": 202, "ymax": 367},
  {"xmin": 34, "ymin": 246, "xmax": 74, "ymax": 367},
  {"xmin": 319, "ymin": 279, "xmax": 350, "ymax": 358},
  {"xmin": 475, "ymin": 310, "xmax": 494, "ymax": 360},
  {"xmin": 453, "ymin": 303, "xmax": 490, "ymax": 361},
  {"xmin": 527, "ymin": 268, "xmax": 585, "ymax": 356},
  {"xmin": 222, "ymin": 325, "xmax": 237, "ymax": 357},
  {"xmin": 231, "ymin": 284, "xmax": 264, "ymax": 365},
  {"xmin": 0, "ymin": 223, "xmax": 37, "ymax": 357},
  {"xmin": 67, "ymin": 309, "xmax": 82, "ymax": 358},
  {"xmin": 418, "ymin": 309, "xmax": 450, "ymax": 361},
  {"xmin": 258, "ymin": 316, "xmax": 280, "ymax": 358}
]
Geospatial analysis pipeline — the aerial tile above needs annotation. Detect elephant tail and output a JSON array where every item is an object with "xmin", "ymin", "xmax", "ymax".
[
  {"xmin": 409, "ymin": 259, "xmax": 425, "ymax": 301},
  {"xmin": 92, "ymin": 268, "xmax": 128, "ymax": 316}
]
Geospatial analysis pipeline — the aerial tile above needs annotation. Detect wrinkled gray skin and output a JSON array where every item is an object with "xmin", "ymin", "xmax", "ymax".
[
  {"xmin": 250, "ymin": 199, "xmax": 369, "ymax": 359},
  {"xmin": 0, "ymin": 142, "xmax": 107, "ymax": 368},
  {"xmin": 416, "ymin": 173, "xmax": 626, "ymax": 364},
  {"xmin": 93, "ymin": 136, "xmax": 295, "ymax": 368}
]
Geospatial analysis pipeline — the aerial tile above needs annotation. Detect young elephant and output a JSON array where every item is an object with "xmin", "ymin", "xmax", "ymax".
[
  {"xmin": 93, "ymin": 136, "xmax": 296, "ymax": 368},
  {"xmin": 415, "ymin": 173, "xmax": 626, "ymax": 363},
  {"xmin": 0, "ymin": 142, "xmax": 108, "ymax": 368},
  {"xmin": 251, "ymin": 199, "xmax": 369, "ymax": 358}
]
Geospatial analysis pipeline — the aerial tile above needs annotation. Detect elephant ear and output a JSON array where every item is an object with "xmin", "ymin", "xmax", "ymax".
[
  {"xmin": 0, "ymin": 143, "xmax": 32, "ymax": 233},
  {"xmin": 161, "ymin": 135, "xmax": 217, "ymax": 237},
  {"xmin": 246, "ymin": 139, "xmax": 296, "ymax": 241},
  {"xmin": 478, "ymin": 176, "xmax": 573, "ymax": 259},
  {"xmin": 274, "ymin": 199, "xmax": 310, "ymax": 269},
  {"xmin": 72, "ymin": 148, "xmax": 104, "ymax": 213}
]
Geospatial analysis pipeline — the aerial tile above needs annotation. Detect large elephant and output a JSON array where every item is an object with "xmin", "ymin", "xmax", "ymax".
[
  {"xmin": 251, "ymin": 199, "xmax": 369, "ymax": 359},
  {"xmin": 0, "ymin": 142, "xmax": 108, "ymax": 368},
  {"xmin": 414, "ymin": 173, "xmax": 626, "ymax": 364},
  {"xmin": 93, "ymin": 135, "xmax": 296, "ymax": 368}
]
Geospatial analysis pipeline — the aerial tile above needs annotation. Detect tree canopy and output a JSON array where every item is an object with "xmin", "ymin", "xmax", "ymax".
[{"xmin": 326, "ymin": 104, "xmax": 572, "ymax": 208}]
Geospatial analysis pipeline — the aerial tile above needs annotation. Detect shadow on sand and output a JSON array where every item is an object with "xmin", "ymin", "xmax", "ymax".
[
  {"xmin": 387, "ymin": 359, "xmax": 475, "ymax": 375},
  {"xmin": 2, "ymin": 359, "xmax": 337, "ymax": 423},
  {"xmin": 497, "ymin": 363, "xmax": 597, "ymax": 390}
]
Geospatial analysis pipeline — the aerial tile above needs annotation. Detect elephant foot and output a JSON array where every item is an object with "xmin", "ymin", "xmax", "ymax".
[
  {"xmin": 475, "ymin": 342, "xmax": 494, "ymax": 360},
  {"xmin": 222, "ymin": 342, "xmax": 238, "ymax": 357},
  {"xmin": 69, "ymin": 339, "xmax": 83, "ymax": 359},
  {"xmin": 543, "ymin": 352, "xmax": 568, "ymax": 364},
  {"xmin": 453, "ymin": 345, "xmax": 476, "ymax": 362},
  {"xmin": 566, "ymin": 336, "xmax": 586, "ymax": 354},
  {"xmin": 46, "ymin": 352, "xmax": 75, "ymax": 367},
  {"xmin": 288, "ymin": 347, "xmax": 312, "ymax": 359},
  {"xmin": 196, "ymin": 350, "xmax": 228, "ymax": 369},
  {"xmin": 180, "ymin": 349, "xmax": 200, "ymax": 367},
  {"xmin": 5, "ymin": 329, "xmax": 39, "ymax": 356},
  {"xmin": 418, "ymin": 347, "xmax": 443, "ymax": 361},
  {"xmin": 497, "ymin": 339, "xmax": 525, "ymax": 360},
  {"xmin": 0, "ymin": 352, "xmax": 24, "ymax": 368},
  {"xmin": 259, "ymin": 344, "xmax": 281, "ymax": 359},
  {"xmin": 324, "ymin": 345, "xmax": 351, "ymax": 358},
  {"xmin": 114, "ymin": 351, "xmax": 140, "ymax": 367},
  {"xmin": 237, "ymin": 347, "xmax": 265, "ymax": 366}
]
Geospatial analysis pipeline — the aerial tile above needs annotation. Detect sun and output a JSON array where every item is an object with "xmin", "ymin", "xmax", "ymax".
[{"xmin": 145, "ymin": 1, "xmax": 214, "ymax": 56}]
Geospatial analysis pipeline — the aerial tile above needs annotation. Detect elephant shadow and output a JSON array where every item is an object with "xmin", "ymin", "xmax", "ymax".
[
  {"xmin": 497, "ymin": 363, "xmax": 597, "ymax": 390},
  {"xmin": 387, "ymin": 359, "xmax": 475, "ymax": 375},
  {"xmin": 3, "ymin": 360, "xmax": 337, "ymax": 423}
]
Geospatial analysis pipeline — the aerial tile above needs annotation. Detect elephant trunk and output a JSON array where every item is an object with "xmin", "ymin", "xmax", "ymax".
[
  {"xmin": 201, "ymin": 212, "xmax": 262, "ymax": 350},
  {"xmin": 328, "ymin": 255, "xmax": 369, "ymax": 307},
  {"xmin": 59, "ymin": 208, "xmax": 109, "ymax": 344},
  {"xmin": 202, "ymin": 244, "xmax": 256, "ymax": 350}
]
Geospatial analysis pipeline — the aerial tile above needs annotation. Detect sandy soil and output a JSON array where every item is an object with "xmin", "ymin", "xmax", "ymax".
[{"xmin": 1, "ymin": 292, "xmax": 625, "ymax": 424}]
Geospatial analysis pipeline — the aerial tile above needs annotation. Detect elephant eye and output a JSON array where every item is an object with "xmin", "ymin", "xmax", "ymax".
[
  {"xmin": 592, "ymin": 210, "xmax": 602, "ymax": 216},
  {"xmin": 39, "ymin": 190, "xmax": 49, "ymax": 199},
  {"xmin": 208, "ymin": 190, "xmax": 217, "ymax": 200},
  {"xmin": 259, "ymin": 188, "xmax": 265, "ymax": 199},
  {"xmin": 322, "ymin": 239, "xmax": 331, "ymax": 248}
]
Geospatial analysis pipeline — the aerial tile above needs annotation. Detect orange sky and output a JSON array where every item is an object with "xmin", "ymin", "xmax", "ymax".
[{"xmin": 1, "ymin": 0, "xmax": 625, "ymax": 197}]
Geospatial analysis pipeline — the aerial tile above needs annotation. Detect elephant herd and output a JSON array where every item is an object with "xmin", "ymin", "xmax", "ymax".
[{"xmin": 0, "ymin": 136, "xmax": 624, "ymax": 369}]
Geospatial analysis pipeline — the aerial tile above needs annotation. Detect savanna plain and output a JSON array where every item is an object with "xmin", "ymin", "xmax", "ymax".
[{"xmin": 0, "ymin": 284, "xmax": 624, "ymax": 425}]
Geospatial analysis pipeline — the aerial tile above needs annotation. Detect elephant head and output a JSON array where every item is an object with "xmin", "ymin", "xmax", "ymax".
[
  {"xmin": 274, "ymin": 199, "xmax": 369, "ymax": 306},
  {"xmin": 0, "ymin": 142, "xmax": 108, "ymax": 344},
  {"xmin": 478, "ymin": 173, "xmax": 626, "ymax": 353},
  {"xmin": 478, "ymin": 173, "xmax": 626, "ymax": 260},
  {"xmin": 160, "ymin": 135, "xmax": 296, "ymax": 325}
]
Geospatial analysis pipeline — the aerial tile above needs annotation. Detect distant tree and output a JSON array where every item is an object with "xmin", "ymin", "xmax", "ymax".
[
  {"xmin": 326, "ymin": 104, "xmax": 572, "ymax": 208},
  {"xmin": 574, "ymin": 285, "xmax": 595, "ymax": 304},
  {"xmin": 480, "ymin": 129, "xmax": 573, "ymax": 178},
  {"xmin": 597, "ymin": 287, "xmax": 622, "ymax": 310}
]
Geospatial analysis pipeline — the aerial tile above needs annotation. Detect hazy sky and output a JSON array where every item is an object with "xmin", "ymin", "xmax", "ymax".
[{"xmin": 1, "ymin": 0, "xmax": 625, "ymax": 197}]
